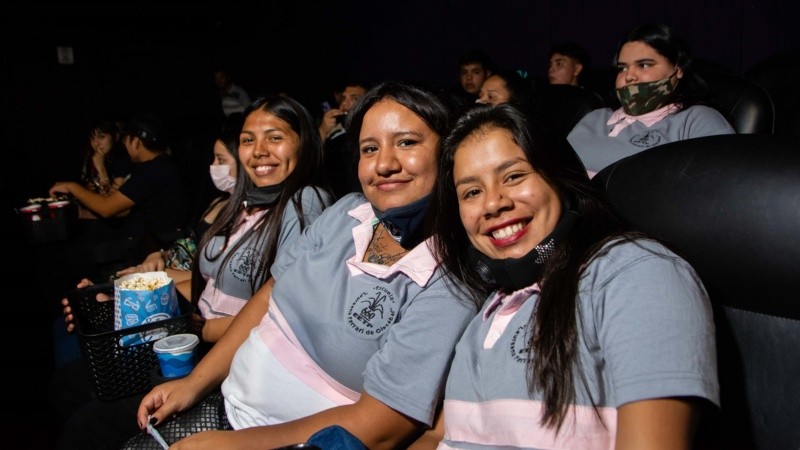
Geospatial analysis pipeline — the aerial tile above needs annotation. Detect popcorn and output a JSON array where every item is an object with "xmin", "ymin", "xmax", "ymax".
[
  {"xmin": 114, "ymin": 271, "xmax": 179, "ymax": 346},
  {"xmin": 119, "ymin": 275, "xmax": 169, "ymax": 291}
]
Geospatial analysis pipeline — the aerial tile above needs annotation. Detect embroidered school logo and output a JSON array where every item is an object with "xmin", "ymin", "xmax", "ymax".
[
  {"xmin": 347, "ymin": 286, "xmax": 397, "ymax": 336},
  {"xmin": 630, "ymin": 130, "xmax": 663, "ymax": 148},
  {"xmin": 510, "ymin": 324, "xmax": 533, "ymax": 362},
  {"xmin": 228, "ymin": 246, "xmax": 261, "ymax": 283}
]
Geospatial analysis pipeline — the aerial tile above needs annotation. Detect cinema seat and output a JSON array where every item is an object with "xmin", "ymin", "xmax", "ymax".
[
  {"xmin": 703, "ymin": 71, "xmax": 775, "ymax": 134},
  {"xmin": 593, "ymin": 134, "xmax": 800, "ymax": 450}
]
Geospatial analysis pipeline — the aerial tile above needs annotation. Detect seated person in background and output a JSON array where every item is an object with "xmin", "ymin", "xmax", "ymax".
[
  {"xmin": 452, "ymin": 48, "xmax": 494, "ymax": 105},
  {"xmin": 43, "ymin": 113, "xmax": 187, "ymax": 308},
  {"xmin": 120, "ymin": 80, "xmax": 476, "ymax": 449},
  {"xmin": 415, "ymin": 104, "xmax": 719, "ymax": 449},
  {"xmin": 318, "ymin": 79, "xmax": 369, "ymax": 142},
  {"xmin": 50, "ymin": 129, "xmax": 242, "ymax": 370},
  {"xmin": 547, "ymin": 41, "xmax": 590, "ymax": 86},
  {"xmin": 78, "ymin": 116, "xmax": 132, "ymax": 198},
  {"xmin": 567, "ymin": 23, "xmax": 735, "ymax": 177},
  {"xmin": 49, "ymin": 112, "xmax": 186, "ymax": 242},
  {"xmin": 318, "ymin": 78, "xmax": 369, "ymax": 199},
  {"xmin": 122, "ymin": 128, "xmax": 242, "ymax": 294},
  {"xmin": 51, "ymin": 95, "xmax": 335, "ymax": 449},
  {"xmin": 214, "ymin": 68, "xmax": 251, "ymax": 119},
  {"xmin": 476, "ymin": 68, "xmax": 535, "ymax": 113}
]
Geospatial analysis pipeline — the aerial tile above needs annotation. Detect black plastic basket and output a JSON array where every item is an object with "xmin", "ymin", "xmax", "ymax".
[
  {"xmin": 17, "ymin": 201, "xmax": 78, "ymax": 244},
  {"xmin": 70, "ymin": 282, "xmax": 194, "ymax": 401}
]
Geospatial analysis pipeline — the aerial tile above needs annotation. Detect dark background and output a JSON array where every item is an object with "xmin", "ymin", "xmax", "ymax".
[
  {"xmin": 3, "ymin": 0, "xmax": 799, "ymax": 203},
  {"xmin": 0, "ymin": 1, "xmax": 797, "ymax": 448},
  {"xmin": 3, "ymin": 0, "xmax": 799, "ymax": 202}
]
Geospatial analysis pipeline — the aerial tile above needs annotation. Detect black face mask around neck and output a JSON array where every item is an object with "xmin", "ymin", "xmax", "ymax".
[
  {"xmin": 373, "ymin": 194, "xmax": 431, "ymax": 248},
  {"xmin": 242, "ymin": 182, "xmax": 284, "ymax": 208},
  {"xmin": 468, "ymin": 197, "xmax": 579, "ymax": 292}
]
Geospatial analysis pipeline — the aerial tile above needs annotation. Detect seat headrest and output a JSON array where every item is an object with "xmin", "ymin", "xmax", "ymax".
[
  {"xmin": 593, "ymin": 134, "xmax": 800, "ymax": 319},
  {"xmin": 703, "ymin": 72, "xmax": 775, "ymax": 134},
  {"xmin": 744, "ymin": 49, "xmax": 800, "ymax": 136}
]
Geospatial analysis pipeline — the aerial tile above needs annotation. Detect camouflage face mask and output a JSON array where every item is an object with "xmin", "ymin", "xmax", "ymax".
[{"xmin": 616, "ymin": 71, "xmax": 679, "ymax": 116}]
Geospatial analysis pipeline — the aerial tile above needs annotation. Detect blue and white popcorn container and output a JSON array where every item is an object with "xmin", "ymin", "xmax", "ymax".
[{"xmin": 113, "ymin": 271, "xmax": 179, "ymax": 346}]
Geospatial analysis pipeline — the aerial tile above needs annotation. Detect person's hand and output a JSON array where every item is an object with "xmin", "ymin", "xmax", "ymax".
[
  {"xmin": 49, "ymin": 181, "xmax": 73, "ymax": 198},
  {"xmin": 136, "ymin": 378, "xmax": 203, "ymax": 430},
  {"xmin": 92, "ymin": 149, "xmax": 106, "ymax": 162},
  {"xmin": 319, "ymin": 107, "xmax": 345, "ymax": 138},
  {"xmin": 141, "ymin": 251, "xmax": 167, "ymax": 272},
  {"xmin": 61, "ymin": 278, "xmax": 112, "ymax": 333},
  {"xmin": 61, "ymin": 278, "xmax": 92, "ymax": 333},
  {"xmin": 116, "ymin": 251, "xmax": 166, "ymax": 276}
]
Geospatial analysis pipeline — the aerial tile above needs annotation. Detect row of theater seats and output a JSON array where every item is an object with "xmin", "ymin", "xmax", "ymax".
[{"xmin": 593, "ymin": 134, "xmax": 800, "ymax": 450}]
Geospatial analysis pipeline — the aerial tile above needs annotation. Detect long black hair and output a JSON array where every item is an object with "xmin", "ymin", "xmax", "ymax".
[
  {"xmin": 432, "ymin": 104, "xmax": 637, "ymax": 430},
  {"xmin": 190, "ymin": 95, "xmax": 331, "ymax": 303}
]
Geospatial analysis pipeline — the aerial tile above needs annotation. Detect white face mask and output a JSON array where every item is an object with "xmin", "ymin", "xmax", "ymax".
[{"xmin": 209, "ymin": 164, "xmax": 236, "ymax": 193}]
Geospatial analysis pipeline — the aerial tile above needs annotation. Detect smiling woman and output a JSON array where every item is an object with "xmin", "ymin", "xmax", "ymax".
[
  {"xmin": 239, "ymin": 108, "xmax": 299, "ymax": 187},
  {"xmin": 452, "ymin": 126, "xmax": 561, "ymax": 260},
  {"xmin": 116, "ymin": 81, "xmax": 476, "ymax": 450},
  {"xmin": 51, "ymin": 95, "xmax": 336, "ymax": 449},
  {"xmin": 420, "ymin": 103, "xmax": 720, "ymax": 449}
]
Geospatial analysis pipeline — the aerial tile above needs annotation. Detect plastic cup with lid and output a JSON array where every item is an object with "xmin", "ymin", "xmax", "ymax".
[{"xmin": 152, "ymin": 333, "xmax": 199, "ymax": 378}]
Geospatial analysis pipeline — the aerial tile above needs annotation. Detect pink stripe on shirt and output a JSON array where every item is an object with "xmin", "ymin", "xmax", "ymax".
[
  {"xmin": 257, "ymin": 301, "xmax": 361, "ymax": 404},
  {"xmin": 197, "ymin": 278, "xmax": 245, "ymax": 318},
  {"xmin": 443, "ymin": 398, "xmax": 616, "ymax": 449}
]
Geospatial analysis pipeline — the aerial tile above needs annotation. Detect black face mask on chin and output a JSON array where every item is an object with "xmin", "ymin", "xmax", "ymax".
[
  {"xmin": 242, "ymin": 182, "xmax": 284, "ymax": 208},
  {"xmin": 373, "ymin": 194, "xmax": 431, "ymax": 248},
  {"xmin": 468, "ymin": 196, "xmax": 579, "ymax": 292}
]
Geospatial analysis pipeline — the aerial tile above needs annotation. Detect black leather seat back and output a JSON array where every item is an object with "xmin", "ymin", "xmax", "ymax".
[
  {"xmin": 745, "ymin": 49, "xmax": 800, "ymax": 137},
  {"xmin": 593, "ymin": 134, "xmax": 800, "ymax": 450},
  {"xmin": 702, "ymin": 72, "xmax": 775, "ymax": 134}
]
